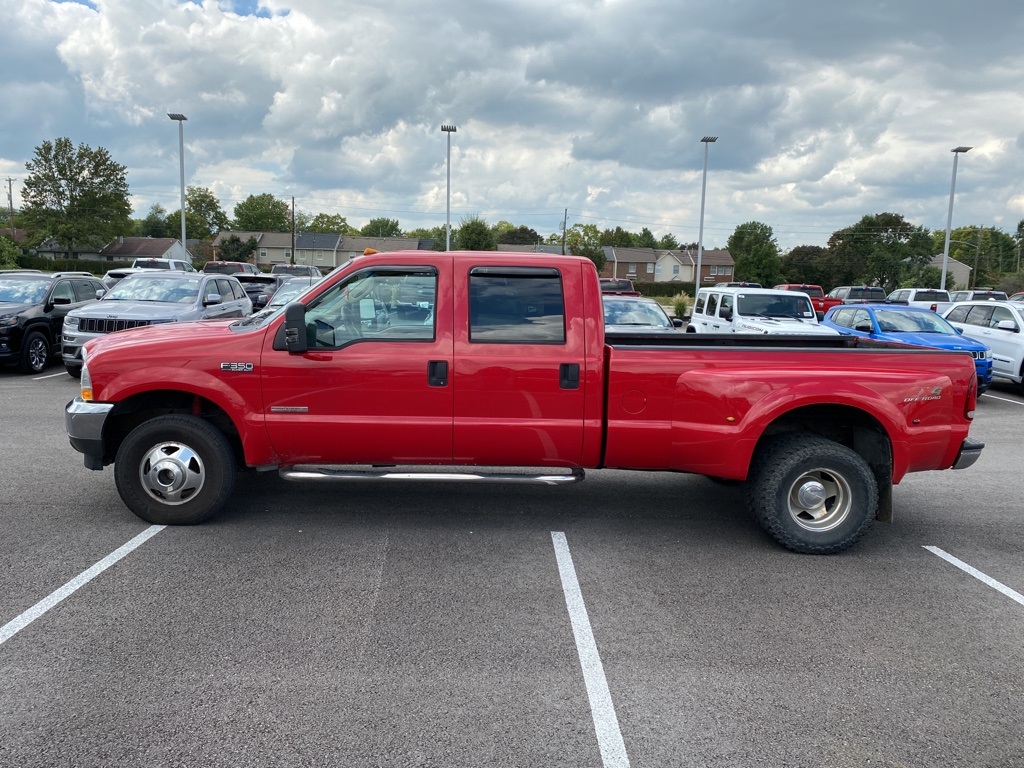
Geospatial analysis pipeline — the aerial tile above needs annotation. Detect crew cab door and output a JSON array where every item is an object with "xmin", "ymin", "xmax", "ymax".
[
  {"xmin": 452, "ymin": 264, "xmax": 587, "ymax": 466},
  {"xmin": 261, "ymin": 262, "xmax": 454, "ymax": 464}
]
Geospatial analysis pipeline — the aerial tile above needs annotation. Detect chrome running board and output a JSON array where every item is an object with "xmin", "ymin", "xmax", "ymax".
[{"xmin": 278, "ymin": 465, "xmax": 585, "ymax": 486}]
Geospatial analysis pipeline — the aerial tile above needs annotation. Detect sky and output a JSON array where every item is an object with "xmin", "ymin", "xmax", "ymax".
[{"xmin": 2, "ymin": 0, "xmax": 1023, "ymax": 252}]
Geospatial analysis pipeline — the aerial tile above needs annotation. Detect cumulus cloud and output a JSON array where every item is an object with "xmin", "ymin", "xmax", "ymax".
[{"xmin": 1, "ymin": 0, "xmax": 1023, "ymax": 248}]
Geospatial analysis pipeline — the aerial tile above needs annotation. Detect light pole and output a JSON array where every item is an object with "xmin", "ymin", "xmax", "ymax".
[
  {"xmin": 441, "ymin": 124, "xmax": 457, "ymax": 251},
  {"xmin": 696, "ymin": 136, "xmax": 717, "ymax": 289},
  {"xmin": 167, "ymin": 113, "xmax": 188, "ymax": 255},
  {"xmin": 940, "ymin": 146, "xmax": 971, "ymax": 291}
]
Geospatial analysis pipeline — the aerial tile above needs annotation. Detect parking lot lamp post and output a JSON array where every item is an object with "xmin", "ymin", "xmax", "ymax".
[
  {"xmin": 696, "ymin": 136, "xmax": 717, "ymax": 289},
  {"xmin": 940, "ymin": 146, "xmax": 971, "ymax": 291},
  {"xmin": 441, "ymin": 124, "xmax": 457, "ymax": 251},
  {"xmin": 167, "ymin": 113, "xmax": 188, "ymax": 255}
]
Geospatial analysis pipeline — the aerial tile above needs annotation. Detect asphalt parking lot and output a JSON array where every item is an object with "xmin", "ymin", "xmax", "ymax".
[{"xmin": 1, "ymin": 370, "xmax": 1022, "ymax": 767}]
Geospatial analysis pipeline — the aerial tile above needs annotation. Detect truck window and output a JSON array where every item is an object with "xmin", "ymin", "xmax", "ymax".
[
  {"xmin": 718, "ymin": 294, "xmax": 733, "ymax": 318},
  {"xmin": 468, "ymin": 270, "xmax": 565, "ymax": 344},
  {"xmin": 304, "ymin": 267, "xmax": 437, "ymax": 348},
  {"xmin": 706, "ymin": 293, "xmax": 719, "ymax": 316},
  {"xmin": 693, "ymin": 294, "xmax": 706, "ymax": 316}
]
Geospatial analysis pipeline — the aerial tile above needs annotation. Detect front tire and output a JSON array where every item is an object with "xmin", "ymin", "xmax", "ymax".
[
  {"xmin": 114, "ymin": 415, "xmax": 236, "ymax": 525},
  {"xmin": 19, "ymin": 331, "xmax": 50, "ymax": 374},
  {"xmin": 746, "ymin": 434, "xmax": 877, "ymax": 554}
]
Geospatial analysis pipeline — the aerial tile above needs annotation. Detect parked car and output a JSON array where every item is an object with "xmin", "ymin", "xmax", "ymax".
[
  {"xmin": 942, "ymin": 301, "xmax": 1024, "ymax": 394},
  {"xmin": 131, "ymin": 257, "xmax": 196, "ymax": 272},
  {"xmin": 244, "ymin": 276, "xmax": 323, "ymax": 322},
  {"xmin": 822, "ymin": 303, "xmax": 993, "ymax": 392},
  {"xmin": 202, "ymin": 261, "xmax": 261, "ymax": 275},
  {"xmin": 826, "ymin": 286, "xmax": 888, "ymax": 303},
  {"xmin": 62, "ymin": 272, "xmax": 252, "ymax": 377},
  {"xmin": 101, "ymin": 267, "xmax": 150, "ymax": 289},
  {"xmin": 603, "ymin": 295, "xmax": 682, "ymax": 333},
  {"xmin": 949, "ymin": 289, "xmax": 1008, "ymax": 302},
  {"xmin": 886, "ymin": 288, "xmax": 950, "ymax": 310},
  {"xmin": 688, "ymin": 286, "xmax": 840, "ymax": 335},
  {"xmin": 1009, "ymin": 292, "xmax": 1024, "ymax": 302},
  {"xmin": 714, "ymin": 281, "xmax": 762, "ymax": 288},
  {"xmin": 0, "ymin": 272, "xmax": 106, "ymax": 373},
  {"xmin": 235, "ymin": 273, "xmax": 289, "ymax": 310},
  {"xmin": 598, "ymin": 278, "xmax": 641, "ymax": 296},
  {"xmin": 773, "ymin": 283, "xmax": 836, "ymax": 319},
  {"xmin": 271, "ymin": 264, "xmax": 322, "ymax": 278}
]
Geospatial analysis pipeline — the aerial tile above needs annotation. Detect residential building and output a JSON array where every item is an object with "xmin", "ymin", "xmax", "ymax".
[
  {"xmin": 930, "ymin": 253, "xmax": 971, "ymax": 290},
  {"xmin": 97, "ymin": 236, "xmax": 191, "ymax": 263}
]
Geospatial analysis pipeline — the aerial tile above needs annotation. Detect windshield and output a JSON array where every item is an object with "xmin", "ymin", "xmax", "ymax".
[
  {"xmin": 603, "ymin": 298, "xmax": 671, "ymax": 327},
  {"xmin": 0, "ymin": 279, "xmax": 48, "ymax": 304},
  {"xmin": 736, "ymin": 293, "xmax": 815, "ymax": 319},
  {"xmin": 874, "ymin": 309, "xmax": 958, "ymax": 334},
  {"xmin": 105, "ymin": 276, "xmax": 200, "ymax": 303},
  {"xmin": 203, "ymin": 263, "xmax": 244, "ymax": 274}
]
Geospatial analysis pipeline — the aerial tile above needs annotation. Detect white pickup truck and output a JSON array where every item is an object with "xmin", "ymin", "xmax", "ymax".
[{"xmin": 687, "ymin": 286, "xmax": 840, "ymax": 335}]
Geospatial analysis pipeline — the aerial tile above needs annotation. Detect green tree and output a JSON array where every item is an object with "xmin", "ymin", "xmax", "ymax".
[
  {"xmin": 177, "ymin": 186, "xmax": 230, "ymax": 239},
  {"xmin": 301, "ymin": 213, "xmax": 356, "ymax": 234},
  {"xmin": 728, "ymin": 221, "xmax": 782, "ymax": 285},
  {"xmin": 636, "ymin": 227, "xmax": 657, "ymax": 249},
  {"xmin": 499, "ymin": 225, "xmax": 541, "ymax": 245},
  {"xmin": 0, "ymin": 237, "xmax": 19, "ymax": 268},
  {"xmin": 137, "ymin": 203, "xmax": 169, "ymax": 238},
  {"xmin": 360, "ymin": 217, "xmax": 402, "ymax": 237},
  {"xmin": 404, "ymin": 224, "xmax": 448, "ymax": 250},
  {"xmin": 217, "ymin": 234, "xmax": 259, "ymax": 262},
  {"xmin": 657, "ymin": 232, "xmax": 679, "ymax": 250},
  {"xmin": 566, "ymin": 223, "xmax": 605, "ymax": 271},
  {"xmin": 780, "ymin": 245, "xmax": 831, "ymax": 286},
  {"xmin": 600, "ymin": 227, "xmax": 635, "ymax": 247},
  {"xmin": 21, "ymin": 137, "xmax": 132, "ymax": 254},
  {"xmin": 232, "ymin": 193, "xmax": 290, "ymax": 232},
  {"xmin": 829, "ymin": 213, "xmax": 930, "ymax": 292},
  {"xmin": 455, "ymin": 215, "xmax": 497, "ymax": 251}
]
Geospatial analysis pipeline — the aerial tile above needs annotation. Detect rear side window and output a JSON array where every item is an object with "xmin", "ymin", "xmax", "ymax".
[
  {"xmin": 693, "ymin": 294, "xmax": 707, "ymax": 316},
  {"xmin": 945, "ymin": 305, "xmax": 970, "ymax": 323},
  {"xmin": 963, "ymin": 306, "xmax": 994, "ymax": 327},
  {"xmin": 72, "ymin": 279, "xmax": 102, "ymax": 302},
  {"xmin": 468, "ymin": 268, "xmax": 565, "ymax": 344}
]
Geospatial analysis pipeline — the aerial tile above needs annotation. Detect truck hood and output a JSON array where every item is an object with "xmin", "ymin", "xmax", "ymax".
[
  {"xmin": 735, "ymin": 317, "xmax": 840, "ymax": 335},
  {"xmin": 72, "ymin": 300, "xmax": 196, "ymax": 322},
  {"xmin": 0, "ymin": 301, "xmax": 33, "ymax": 315},
  {"xmin": 86, "ymin": 316, "xmax": 240, "ymax": 355}
]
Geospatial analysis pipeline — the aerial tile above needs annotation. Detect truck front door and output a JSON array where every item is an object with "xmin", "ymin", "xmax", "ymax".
[
  {"xmin": 452, "ymin": 264, "xmax": 588, "ymax": 467},
  {"xmin": 261, "ymin": 263, "xmax": 454, "ymax": 464}
]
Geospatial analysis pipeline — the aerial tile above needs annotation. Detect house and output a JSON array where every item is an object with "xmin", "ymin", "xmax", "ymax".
[
  {"xmin": 930, "ymin": 253, "xmax": 971, "ymax": 290},
  {"xmin": 35, "ymin": 236, "xmax": 103, "ymax": 261},
  {"xmin": 600, "ymin": 247, "xmax": 659, "ymax": 281},
  {"xmin": 97, "ymin": 236, "xmax": 190, "ymax": 263},
  {"xmin": 336, "ymin": 236, "xmax": 424, "ymax": 265},
  {"xmin": 678, "ymin": 247, "xmax": 735, "ymax": 286}
]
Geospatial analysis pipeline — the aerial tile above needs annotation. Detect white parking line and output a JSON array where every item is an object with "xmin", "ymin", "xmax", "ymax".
[
  {"xmin": 923, "ymin": 546, "xmax": 1024, "ymax": 607},
  {"xmin": 551, "ymin": 532, "xmax": 630, "ymax": 768},
  {"xmin": 981, "ymin": 392, "xmax": 1024, "ymax": 405},
  {"xmin": 0, "ymin": 525, "xmax": 166, "ymax": 647},
  {"xmin": 33, "ymin": 371, "xmax": 70, "ymax": 381}
]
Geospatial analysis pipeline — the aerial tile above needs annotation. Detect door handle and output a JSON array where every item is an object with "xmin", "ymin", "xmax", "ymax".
[
  {"xmin": 559, "ymin": 363, "xmax": 580, "ymax": 390},
  {"xmin": 428, "ymin": 360, "xmax": 449, "ymax": 387}
]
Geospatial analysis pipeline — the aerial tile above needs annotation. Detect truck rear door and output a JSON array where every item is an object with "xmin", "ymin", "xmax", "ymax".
[
  {"xmin": 452, "ymin": 263, "xmax": 588, "ymax": 466},
  {"xmin": 260, "ymin": 261, "xmax": 454, "ymax": 464}
]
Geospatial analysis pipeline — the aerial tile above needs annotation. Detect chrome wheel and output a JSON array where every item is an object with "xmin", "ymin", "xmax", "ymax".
[
  {"xmin": 138, "ymin": 441, "xmax": 206, "ymax": 505},
  {"xmin": 786, "ymin": 468, "xmax": 853, "ymax": 532}
]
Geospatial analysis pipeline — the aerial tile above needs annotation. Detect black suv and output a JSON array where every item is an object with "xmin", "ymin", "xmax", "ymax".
[{"xmin": 0, "ymin": 272, "xmax": 106, "ymax": 373}]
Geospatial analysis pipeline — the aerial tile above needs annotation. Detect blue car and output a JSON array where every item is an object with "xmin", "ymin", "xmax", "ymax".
[{"xmin": 822, "ymin": 303, "xmax": 994, "ymax": 392}]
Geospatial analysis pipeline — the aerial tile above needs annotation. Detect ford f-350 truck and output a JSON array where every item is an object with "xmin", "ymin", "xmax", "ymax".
[{"xmin": 65, "ymin": 252, "xmax": 983, "ymax": 554}]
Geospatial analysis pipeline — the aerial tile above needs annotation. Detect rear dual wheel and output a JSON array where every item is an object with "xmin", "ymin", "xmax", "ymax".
[{"xmin": 746, "ymin": 434, "xmax": 877, "ymax": 554}]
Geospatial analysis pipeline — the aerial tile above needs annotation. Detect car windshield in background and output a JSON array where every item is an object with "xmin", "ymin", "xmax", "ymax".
[
  {"xmin": 874, "ymin": 309, "xmax": 958, "ymax": 334},
  {"xmin": 737, "ymin": 293, "xmax": 815, "ymax": 318},
  {"xmin": 106, "ymin": 276, "xmax": 200, "ymax": 303},
  {"xmin": 601, "ymin": 279, "xmax": 635, "ymax": 292},
  {"xmin": 603, "ymin": 298, "xmax": 672, "ymax": 327},
  {"xmin": 0, "ymin": 279, "xmax": 49, "ymax": 304}
]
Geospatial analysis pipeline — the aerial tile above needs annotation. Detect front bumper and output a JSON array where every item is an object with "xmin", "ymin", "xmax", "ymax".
[
  {"xmin": 952, "ymin": 437, "xmax": 985, "ymax": 470},
  {"xmin": 65, "ymin": 398, "xmax": 113, "ymax": 470}
]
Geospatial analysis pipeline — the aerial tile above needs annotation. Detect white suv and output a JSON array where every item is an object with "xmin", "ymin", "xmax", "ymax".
[
  {"xmin": 131, "ymin": 257, "xmax": 196, "ymax": 272},
  {"xmin": 687, "ymin": 286, "xmax": 839, "ymax": 335},
  {"xmin": 942, "ymin": 301, "xmax": 1024, "ymax": 394},
  {"xmin": 886, "ymin": 288, "xmax": 950, "ymax": 309}
]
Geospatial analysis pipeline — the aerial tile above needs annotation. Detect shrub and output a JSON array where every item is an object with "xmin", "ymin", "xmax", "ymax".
[{"xmin": 672, "ymin": 291, "xmax": 691, "ymax": 318}]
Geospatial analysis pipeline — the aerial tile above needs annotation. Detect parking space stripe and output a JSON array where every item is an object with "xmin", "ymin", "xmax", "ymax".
[
  {"xmin": 551, "ymin": 532, "xmax": 630, "ymax": 768},
  {"xmin": 32, "ymin": 372, "xmax": 70, "ymax": 380},
  {"xmin": 0, "ymin": 525, "xmax": 166, "ymax": 647},
  {"xmin": 923, "ymin": 546, "xmax": 1024, "ymax": 607},
  {"xmin": 981, "ymin": 393, "xmax": 1024, "ymax": 405}
]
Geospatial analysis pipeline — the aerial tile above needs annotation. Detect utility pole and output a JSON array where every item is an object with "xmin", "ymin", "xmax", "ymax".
[
  {"xmin": 6, "ymin": 178, "xmax": 14, "ymax": 238},
  {"xmin": 561, "ymin": 208, "xmax": 567, "ymax": 255},
  {"xmin": 290, "ymin": 197, "xmax": 296, "ymax": 264}
]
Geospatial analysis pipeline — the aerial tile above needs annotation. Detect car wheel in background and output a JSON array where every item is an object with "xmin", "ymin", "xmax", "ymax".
[
  {"xmin": 19, "ymin": 331, "xmax": 50, "ymax": 374},
  {"xmin": 114, "ymin": 415, "xmax": 236, "ymax": 525},
  {"xmin": 746, "ymin": 433, "xmax": 876, "ymax": 554},
  {"xmin": 65, "ymin": 364, "xmax": 82, "ymax": 379}
]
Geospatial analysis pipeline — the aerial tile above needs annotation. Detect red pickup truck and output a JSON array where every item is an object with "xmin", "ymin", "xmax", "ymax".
[
  {"xmin": 773, "ymin": 283, "xmax": 840, "ymax": 319},
  {"xmin": 66, "ymin": 251, "xmax": 983, "ymax": 554}
]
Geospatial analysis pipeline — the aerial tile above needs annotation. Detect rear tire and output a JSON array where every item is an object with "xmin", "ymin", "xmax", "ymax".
[
  {"xmin": 746, "ymin": 434, "xmax": 876, "ymax": 554},
  {"xmin": 114, "ymin": 415, "xmax": 236, "ymax": 525},
  {"xmin": 18, "ymin": 331, "xmax": 50, "ymax": 374}
]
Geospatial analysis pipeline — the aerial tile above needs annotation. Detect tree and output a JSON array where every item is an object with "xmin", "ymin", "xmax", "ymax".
[
  {"xmin": 636, "ymin": 227, "xmax": 657, "ymax": 249},
  {"xmin": 0, "ymin": 237, "xmax": 19, "ymax": 269},
  {"xmin": 600, "ymin": 227, "xmax": 635, "ymax": 247},
  {"xmin": 657, "ymin": 232, "xmax": 679, "ymax": 250},
  {"xmin": 231, "ymin": 193, "xmax": 290, "ymax": 232},
  {"xmin": 301, "ymin": 213, "xmax": 356, "ymax": 234},
  {"xmin": 566, "ymin": 223, "xmax": 605, "ymax": 271},
  {"xmin": 21, "ymin": 137, "xmax": 132, "ymax": 254},
  {"xmin": 138, "ymin": 204, "xmax": 169, "ymax": 238},
  {"xmin": 404, "ymin": 224, "xmax": 447, "ymax": 250},
  {"xmin": 455, "ymin": 215, "xmax": 497, "ymax": 251},
  {"xmin": 780, "ymin": 245, "xmax": 831, "ymax": 286},
  {"xmin": 178, "ymin": 186, "xmax": 230, "ymax": 239},
  {"xmin": 360, "ymin": 217, "xmax": 402, "ymax": 237},
  {"xmin": 499, "ymin": 225, "xmax": 541, "ymax": 245},
  {"xmin": 829, "ymin": 213, "xmax": 931, "ymax": 292},
  {"xmin": 217, "ymin": 234, "xmax": 259, "ymax": 262},
  {"xmin": 728, "ymin": 221, "xmax": 783, "ymax": 286}
]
